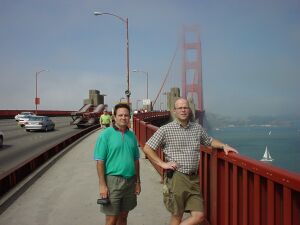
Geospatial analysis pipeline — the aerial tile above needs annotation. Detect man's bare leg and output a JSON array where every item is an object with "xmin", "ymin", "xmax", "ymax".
[
  {"xmin": 116, "ymin": 211, "xmax": 129, "ymax": 225},
  {"xmin": 105, "ymin": 215, "xmax": 118, "ymax": 225},
  {"xmin": 180, "ymin": 211, "xmax": 204, "ymax": 225},
  {"xmin": 169, "ymin": 213, "xmax": 183, "ymax": 225}
]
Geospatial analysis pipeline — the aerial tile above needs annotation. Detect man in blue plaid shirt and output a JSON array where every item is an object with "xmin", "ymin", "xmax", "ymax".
[{"xmin": 143, "ymin": 98, "xmax": 238, "ymax": 225}]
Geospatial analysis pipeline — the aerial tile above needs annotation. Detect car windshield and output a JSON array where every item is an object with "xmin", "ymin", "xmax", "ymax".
[
  {"xmin": 21, "ymin": 112, "xmax": 32, "ymax": 115},
  {"xmin": 29, "ymin": 117, "xmax": 45, "ymax": 121},
  {"xmin": 21, "ymin": 115, "xmax": 34, "ymax": 119}
]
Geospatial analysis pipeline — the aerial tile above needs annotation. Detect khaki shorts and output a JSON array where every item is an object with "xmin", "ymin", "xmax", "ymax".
[
  {"xmin": 163, "ymin": 171, "xmax": 204, "ymax": 215},
  {"xmin": 100, "ymin": 175, "xmax": 137, "ymax": 215}
]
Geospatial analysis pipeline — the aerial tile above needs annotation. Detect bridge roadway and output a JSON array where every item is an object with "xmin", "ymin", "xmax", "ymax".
[
  {"xmin": 0, "ymin": 117, "xmax": 82, "ymax": 174},
  {"xmin": 0, "ymin": 129, "xmax": 171, "ymax": 225}
]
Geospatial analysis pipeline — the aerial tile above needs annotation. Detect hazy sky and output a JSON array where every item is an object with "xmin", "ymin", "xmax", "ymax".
[{"xmin": 0, "ymin": 0, "xmax": 299, "ymax": 118}]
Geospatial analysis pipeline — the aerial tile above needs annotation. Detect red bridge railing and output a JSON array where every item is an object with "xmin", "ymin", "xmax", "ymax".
[
  {"xmin": 0, "ymin": 110, "xmax": 74, "ymax": 119},
  {"xmin": 133, "ymin": 112, "xmax": 300, "ymax": 225}
]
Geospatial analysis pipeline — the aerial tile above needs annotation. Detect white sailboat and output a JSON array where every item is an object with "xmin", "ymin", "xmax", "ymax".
[{"xmin": 260, "ymin": 146, "xmax": 274, "ymax": 162}]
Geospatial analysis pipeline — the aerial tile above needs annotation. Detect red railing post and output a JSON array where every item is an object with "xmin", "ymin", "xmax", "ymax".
[
  {"xmin": 232, "ymin": 165, "xmax": 238, "ymax": 225},
  {"xmin": 210, "ymin": 148, "xmax": 218, "ymax": 225},
  {"xmin": 266, "ymin": 180, "xmax": 275, "ymax": 225},
  {"xmin": 242, "ymin": 169, "xmax": 248, "ymax": 225},
  {"xmin": 283, "ymin": 187, "xmax": 292, "ymax": 225}
]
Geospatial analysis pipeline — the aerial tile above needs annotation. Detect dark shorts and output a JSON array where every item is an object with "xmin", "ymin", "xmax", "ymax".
[
  {"xmin": 100, "ymin": 175, "xmax": 137, "ymax": 215},
  {"xmin": 163, "ymin": 171, "xmax": 204, "ymax": 215}
]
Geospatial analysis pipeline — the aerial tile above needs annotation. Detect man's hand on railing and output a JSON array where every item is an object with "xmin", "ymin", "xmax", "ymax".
[
  {"xmin": 211, "ymin": 138, "xmax": 239, "ymax": 155},
  {"xmin": 222, "ymin": 144, "xmax": 239, "ymax": 155}
]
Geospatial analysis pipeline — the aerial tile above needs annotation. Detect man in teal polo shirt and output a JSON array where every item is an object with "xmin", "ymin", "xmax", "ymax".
[{"xmin": 94, "ymin": 103, "xmax": 141, "ymax": 225}]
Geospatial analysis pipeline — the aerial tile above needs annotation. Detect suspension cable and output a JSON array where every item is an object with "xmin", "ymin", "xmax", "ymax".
[{"xmin": 152, "ymin": 41, "xmax": 179, "ymax": 108}]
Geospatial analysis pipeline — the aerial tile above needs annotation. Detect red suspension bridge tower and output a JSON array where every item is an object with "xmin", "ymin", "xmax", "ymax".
[{"xmin": 181, "ymin": 26, "xmax": 204, "ymax": 124}]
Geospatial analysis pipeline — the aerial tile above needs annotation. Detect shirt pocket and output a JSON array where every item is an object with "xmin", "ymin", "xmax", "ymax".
[{"xmin": 186, "ymin": 135, "xmax": 201, "ymax": 151}]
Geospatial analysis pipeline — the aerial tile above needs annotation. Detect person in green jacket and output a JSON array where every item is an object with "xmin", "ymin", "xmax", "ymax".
[{"xmin": 100, "ymin": 109, "xmax": 112, "ymax": 128}]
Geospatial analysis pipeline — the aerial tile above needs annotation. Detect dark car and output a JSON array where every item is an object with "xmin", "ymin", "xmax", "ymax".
[{"xmin": 0, "ymin": 130, "xmax": 3, "ymax": 148}]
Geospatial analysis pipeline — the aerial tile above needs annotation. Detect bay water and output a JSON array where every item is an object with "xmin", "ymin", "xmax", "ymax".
[{"xmin": 209, "ymin": 126, "xmax": 300, "ymax": 174}]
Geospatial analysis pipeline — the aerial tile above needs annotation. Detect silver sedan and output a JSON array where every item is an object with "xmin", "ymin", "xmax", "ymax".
[
  {"xmin": 18, "ymin": 115, "xmax": 35, "ymax": 127},
  {"xmin": 14, "ymin": 112, "xmax": 36, "ymax": 121},
  {"xmin": 25, "ymin": 116, "xmax": 55, "ymax": 132}
]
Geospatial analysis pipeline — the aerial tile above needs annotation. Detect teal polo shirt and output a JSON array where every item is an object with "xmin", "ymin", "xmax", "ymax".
[{"xmin": 94, "ymin": 126, "xmax": 140, "ymax": 178}]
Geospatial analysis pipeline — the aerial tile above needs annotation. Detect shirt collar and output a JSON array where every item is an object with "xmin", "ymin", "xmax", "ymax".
[
  {"xmin": 174, "ymin": 119, "xmax": 191, "ymax": 128},
  {"xmin": 113, "ymin": 124, "xmax": 129, "ymax": 132}
]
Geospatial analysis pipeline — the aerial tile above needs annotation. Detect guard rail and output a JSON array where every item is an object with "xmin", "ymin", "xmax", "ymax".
[{"xmin": 133, "ymin": 112, "xmax": 300, "ymax": 225}]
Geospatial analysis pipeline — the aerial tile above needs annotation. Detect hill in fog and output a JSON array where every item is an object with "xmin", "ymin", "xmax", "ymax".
[{"xmin": 204, "ymin": 112, "xmax": 300, "ymax": 130}]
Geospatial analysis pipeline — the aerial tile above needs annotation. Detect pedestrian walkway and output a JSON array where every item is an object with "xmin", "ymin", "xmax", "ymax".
[{"xmin": 0, "ymin": 129, "xmax": 170, "ymax": 225}]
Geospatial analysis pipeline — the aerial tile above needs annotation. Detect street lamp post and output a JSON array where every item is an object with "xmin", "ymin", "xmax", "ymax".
[
  {"xmin": 94, "ymin": 11, "xmax": 131, "ymax": 104},
  {"xmin": 132, "ymin": 69, "xmax": 148, "ymax": 99},
  {"xmin": 35, "ymin": 69, "xmax": 48, "ymax": 115}
]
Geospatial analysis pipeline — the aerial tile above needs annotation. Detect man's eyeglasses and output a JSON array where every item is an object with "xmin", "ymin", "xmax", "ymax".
[{"xmin": 175, "ymin": 107, "xmax": 189, "ymax": 110}]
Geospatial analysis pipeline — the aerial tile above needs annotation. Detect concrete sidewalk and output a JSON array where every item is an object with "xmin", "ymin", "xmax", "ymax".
[{"xmin": 0, "ymin": 129, "xmax": 170, "ymax": 225}]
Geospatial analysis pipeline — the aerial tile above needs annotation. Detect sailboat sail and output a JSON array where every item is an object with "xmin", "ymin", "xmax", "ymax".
[{"xmin": 260, "ymin": 146, "xmax": 274, "ymax": 162}]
